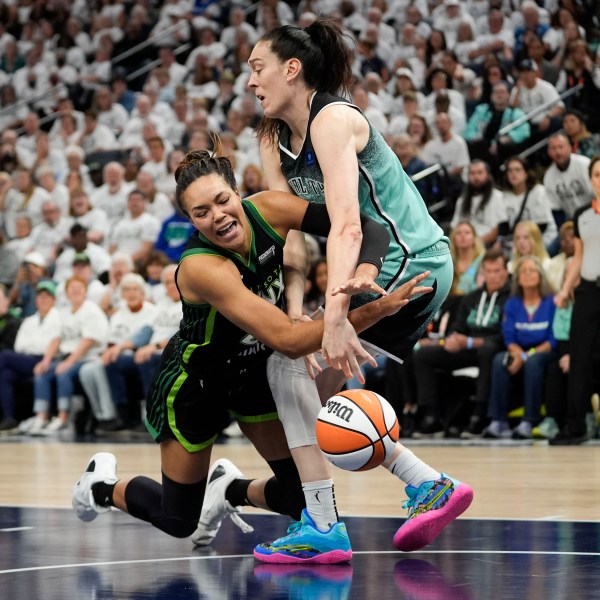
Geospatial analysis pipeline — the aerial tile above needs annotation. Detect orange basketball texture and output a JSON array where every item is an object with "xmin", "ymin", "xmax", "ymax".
[{"xmin": 316, "ymin": 389, "xmax": 400, "ymax": 471}]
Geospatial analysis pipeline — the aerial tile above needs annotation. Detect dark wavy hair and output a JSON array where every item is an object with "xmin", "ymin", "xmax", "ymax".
[
  {"xmin": 174, "ymin": 138, "xmax": 237, "ymax": 216},
  {"xmin": 255, "ymin": 18, "xmax": 355, "ymax": 146}
]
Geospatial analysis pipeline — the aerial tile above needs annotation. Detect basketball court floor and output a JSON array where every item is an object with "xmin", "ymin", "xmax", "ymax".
[{"xmin": 1, "ymin": 434, "xmax": 599, "ymax": 599}]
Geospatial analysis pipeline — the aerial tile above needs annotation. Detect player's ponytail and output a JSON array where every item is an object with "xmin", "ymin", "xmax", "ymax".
[{"xmin": 174, "ymin": 135, "xmax": 237, "ymax": 216}]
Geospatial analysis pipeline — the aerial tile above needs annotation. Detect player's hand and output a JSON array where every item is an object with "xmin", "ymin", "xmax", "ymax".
[
  {"xmin": 331, "ymin": 277, "xmax": 388, "ymax": 297},
  {"xmin": 378, "ymin": 271, "xmax": 433, "ymax": 317},
  {"xmin": 321, "ymin": 319, "xmax": 376, "ymax": 381}
]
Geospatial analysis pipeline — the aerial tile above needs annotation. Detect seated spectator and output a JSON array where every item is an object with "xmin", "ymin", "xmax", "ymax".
[
  {"xmin": 36, "ymin": 166, "xmax": 70, "ymax": 216},
  {"xmin": 562, "ymin": 108, "xmax": 600, "ymax": 159},
  {"xmin": 155, "ymin": 148, "xmax": 185, "ymax": 201},
  {"xmin": 74, "ymin": 110, "xmax": 118, "ymax": 155},
  {"xmin": 510, "ymin": 59, "xmax": 564, "ymax": 144},
  {"xmin": 422, "ymin": 112, "xmax": 470, "ymax": 200},
  {"xmin": 387, "ymin": 91, "xmax": 421, "ymax": 138},
  {"xmin": 389, "ymin": 134, "xmax": 432, "ymax": 202},
  {"xmin": 425, "ymin": 90, "xmax": 466, "ymax": 137},
  {"xmin": 387, "ymin": 68, "xmax": 425, "ymax": 118},
  {"xmin": 543, "ymin": 132, "xmax": 594, "ymax": 231},
  {"xmin": 56, "ymin": 253, "xmax": 106, "ymax": 308},
  {"xmin": 423, "ymin": 68, "xmax": 466, "ymax": 119},
  {"xmin": 135, "ymin": 172, "xmax": 174, "ymax": 223},
  {"xmin": 0, "ymin": 231, "xmax": 19, "ymax": 288},
  {"xmin": 450, "ymin": 160, "xmax": 508, "ymax": 247},
  {"xmin": 140, "ymin": 136, "xmax": 169, "ymax": 183},
  {"xmin": 23, "ymin": 276, "xmax": 108, "ymax": 435},
  {"xmin": 53, "ymin": 223, "xmax": 111, "ymax": 284},
  {"xmin": 104, "ymin": 264, "xmax": 182, "ymax": 422},
  {"xmin": 513, "ymin": 1, "xmax": 550, "ymax": 63},
  {"xmin": 5, "ymin": 216, "xmax": 32, "ymax": 263},
  {"xmin": 508, "ymin": 221, "xmax": 551, "ymax": 275},
  {"xmin": 1, "ymin": 167, "xmax": 50, "ymax": 239},
  {"xmin": 90, "ymin": 162, "xmax": 134, "ymax": 227},
  {"xmin": 545, "ymin": 221, "xmax": 575, "ymax": 294},
  {"xmin": 78, "ymin": 273, "xmax": 157, "ymax": 431},
  {"xmin": 449, "ymin": 221, "xmax": 485, "ymax": 296},
  {"xmin": 412, "ymin": 248, "xmax": 511, "ymax": 437},
  {"xmin": 483, "ymin": 256, "xmax": 557, "ymax": 439},
  {"xmin": 464, "ymin": 81, "xmax": 530, "ymax": 174},
  {"xmin": 28, "ymin": 200, "xmax": 70, "ymax": 266},
  {"xmin": 471, "ymin": 10, "xmax": 514, "ymax": 68},
  {"xmin": 524, "ymin": 34, "xmax": 559, "ymax": 86},
  {"xmin": 8, "ymin": 251, "xmax": 48, "ymax": 318},
  {"xmin": 99, "ymin": 252, "xmax": 134, "ymax": 316},
  {"xmin": 240, "ymin": 164, "xmax": 266, "ymax": 198},
  {"xmin": 139, "ymin": 250, "xmax": 171, "ymax": 304},
  {"xmin": 108, "ymin": 189, "xmax": 162, "ymax": 267},
  {"xmin": 0, "ymin": 280, "xmax": 60, "ymax": 432},
  {"xmin": 154, "ymin": 205, "xmax": 196, "ymax": 263},
  {"xmin": 92, "ymin": 85, "xmax": 129, "ymax": 137},
  {"xmin": 69, "ymin": 188, "xmax": 110, "ymax": 245},
  {"xmin": 501, "ymin": 156, "xmax": 557, "ymax": 252},
  {"xmin": 556, "ymin": 39, "xmax": 600, "ymax": 133},
  {"xmin": 406, "ymin": 114, "xmax": 433, "ymax": 157}
]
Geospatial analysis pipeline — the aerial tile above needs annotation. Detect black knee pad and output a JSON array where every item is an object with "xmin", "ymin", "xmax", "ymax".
[
  {"xmin": 125, "ymin": 474, "xmax": 206, "ymax": 539},
  {"xmin": 264, "ymin": 457, "xmax": 305, "ymax": 520}
]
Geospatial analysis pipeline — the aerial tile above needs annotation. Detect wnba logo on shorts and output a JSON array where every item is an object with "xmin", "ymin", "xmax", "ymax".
[
  {"xmin": 306, "ymin": 151, "xmax": 315, "ymax": 166},
  {"xmin": 325, "ymin": 399, "xmax": 353, "ymax": 422}
]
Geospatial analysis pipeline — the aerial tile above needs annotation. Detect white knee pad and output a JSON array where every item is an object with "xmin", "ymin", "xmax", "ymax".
[{"xmin": 267, "ymin": 352, "xmax": 322, "ymax": 449}]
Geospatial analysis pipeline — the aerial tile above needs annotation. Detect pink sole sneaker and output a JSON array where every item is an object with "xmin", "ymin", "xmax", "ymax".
[
  {"xmin": 253, "ymin": 548, "xmax": 352, "ymax": 564},
  {"xmin": 393, "ymin": 481, "xmax": 474, "ymax": 552}
]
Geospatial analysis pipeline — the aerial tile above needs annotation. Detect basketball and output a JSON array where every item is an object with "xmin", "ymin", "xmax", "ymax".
[{"xmin": 316, "ymin": 389, "xmax": 400, "ymax": 472}]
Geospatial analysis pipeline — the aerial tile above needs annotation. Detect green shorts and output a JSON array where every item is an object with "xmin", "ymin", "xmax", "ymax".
[{"xmin": 145, "ymin": 337, "xmax": 279, "ymax": 452}]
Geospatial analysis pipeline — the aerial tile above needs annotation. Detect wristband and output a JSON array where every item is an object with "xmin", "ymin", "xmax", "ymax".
[
  {"xmin": 520, "ymin": 351, "xmax": 528, "ymax": 361},
  {"xmin": 467, "ymin": 337, "xmax": 473, "ymax": 349},
  {"xmin": 527, "ymin": 347, "xmax": 537, "ymax": 356}
]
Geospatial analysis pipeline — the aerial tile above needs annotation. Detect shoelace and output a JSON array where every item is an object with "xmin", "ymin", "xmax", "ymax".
[{"xmin": 228, "ymin": 508, "xmax": 254, "ymax": 534}]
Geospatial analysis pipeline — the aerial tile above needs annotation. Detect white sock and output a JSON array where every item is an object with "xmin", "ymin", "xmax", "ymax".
[
  {"xmin": 388, "ymin": 449, "xmax": 439, "ymax": 488},
  {"xmin": 302, "ymin": 479, "xmax": 339, "ymax": 531}
]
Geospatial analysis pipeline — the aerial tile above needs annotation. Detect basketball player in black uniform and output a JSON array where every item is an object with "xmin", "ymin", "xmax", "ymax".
[{"xmin": 71, "ymin": 148, "xmax": 431, "ymax": 562}]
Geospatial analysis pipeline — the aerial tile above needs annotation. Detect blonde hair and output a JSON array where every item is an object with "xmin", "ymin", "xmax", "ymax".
[
  {"xmin": 449, "ymin": 221, "xmax": 485, "ymax": 295},
  {"xmin": 511, "ymin": 221, "xmax": 549, "ymax": 265}
]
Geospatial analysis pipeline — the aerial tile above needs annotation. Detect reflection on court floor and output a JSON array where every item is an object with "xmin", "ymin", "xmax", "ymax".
[{"xmin": 0, "ymin": 507, "xmax": 599, "ymax": 599}]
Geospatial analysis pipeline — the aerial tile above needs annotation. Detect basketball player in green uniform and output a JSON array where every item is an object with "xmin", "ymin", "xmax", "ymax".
[
  {"xmin": 205, "ymin": 18, "xmax": 473, "ymax": 561},
  {"xmin": 72, "ymin": 148, "xmax": 431, "ymax": 563}
]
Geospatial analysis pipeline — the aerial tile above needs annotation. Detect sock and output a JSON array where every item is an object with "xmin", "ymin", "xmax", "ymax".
[
  {"xmin": 388, "ymin": 449, "xmax": 439, "ymax": 488},
  {"xmin": 302, "ymin": 479, "xmax": 338, "ymax": 531},
  {"xmin": 92, "ymin": 481, "xmax": 116, "ymax": 507},
  {"xmin": 225, "ymin": 478, "xmax": 256, "ymax": 507}
]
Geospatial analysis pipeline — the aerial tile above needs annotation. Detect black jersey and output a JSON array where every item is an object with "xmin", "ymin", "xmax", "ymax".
[{"xmin": 174, "ymin": 200, "xmax": 286, "ymax": 375}]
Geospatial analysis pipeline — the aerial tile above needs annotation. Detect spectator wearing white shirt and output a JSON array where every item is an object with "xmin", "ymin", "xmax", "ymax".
[
  {"xmin": 92, "ymin": 86, "xmax": 129, "ymax": 137},
  {"xmin": 28, "ymin": 200, "xmax": 70, "ymax": 265},
  {"xmin": 11, "ymin": 48, "xmax": 52, "ymax": 115},
  {"xmin": 1, "ymin": 167, "xmax": 51, "ymax": 239},
  {"xmin": 53, "ymin": 224, "xmax": 111, "ymax": 284},
  {"xmin": 55, "ymin": 253, "xmax": 107, "ymax": 309},
  {"xmin": 119, "ymin": 94, "xmax": 168, "ymax": 151},
  {"xmin": 157, "ymin": 47, "xmax": 189, "ymax": 87},
  {"xmin": 30, "ymin": 133, "xmax": 68, "ymax": 182},
  {"xmin": 108, "ymin": 189, "xmax": 161, "ymax": 267},
  {"xmin": 135, "ymin": 172, "xmax": 174, "ymax": 224},
  {"xmin": 220, "ymin": 7, "xmax": 259, "ymax": 51},
  {"xmin": 36, "ymin": 166, "xmax": 70, "ymax": 216},
  {"xmin": 5, "ymin": 216, "xmax": 32, "ymax": 263},
  {"xmin": 28, "ymin": 276, "xmax": 109, "ymax": 435},
  {"xmin": 140, "ymin": 137, "xmax": 169, "ymax": 183},
  {"xmin": 0, "ymin": 280, "xmax": 61, "ymax": 432},
  {"xmin": 543, "ymin": 132, "xmax": 594, "ymax": 227},
  {"xmin": 150, "ymin": 4, "xmax": 190, "ymax": 49},
  {"xmin": 90, "ymin": 162, "xmax": 134, "ymax": 227},
  {"xmin": 471, "ymin": 10, "xmax": 514, "ymax": 66},
  {"xmin": 422, "ymin": 112, "xmax": 470, "ymax": 184},
  {"xmin": 510, "ymin": 59, "xmax": 564, "ymax": 141},
  {"xmin": 76, "ymin": 110, "xmax": 118, "ymax": 156},
  {"xmin": 66, "ymin": 189, "xmax": 111, "ymax": 246},
  {"xmin": 351, "ymin": 86, "xmax": 388, "ymax": 136},
  {"xmin": 78, "ymin": 273, "xmax": 158, "ymax": 428},
  {"xmin": 451, "ymin": 160, "xmax": 508, "ymax": 246},
  {"xmin": 431, "ymin": 0, "xmax": 477, "ymax": 49},
  {"xmin": 98, "ymin": 252, "xmax": 134, "ymax": 317},
  {"xmin": 423, "ymin": 68, "xmax": 466, "ymax": 121},
  {"xmin": 14, "ymin": 112, "xmax": 41, "ymax": 170}
]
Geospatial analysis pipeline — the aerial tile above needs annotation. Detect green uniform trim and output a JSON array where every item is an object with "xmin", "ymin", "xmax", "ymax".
[
  {"xmin": 230, "ymin": 409, "xmax": 280, "ymax": 424},
  {"xmin": 243, "ymin": 200, "xmax": 286, "ymax": 246}
]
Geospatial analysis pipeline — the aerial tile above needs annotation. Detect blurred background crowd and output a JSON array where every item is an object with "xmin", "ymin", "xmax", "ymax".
[{"xmin": 0, "ymin": 0, "xmax": 598, "ymax": 444}]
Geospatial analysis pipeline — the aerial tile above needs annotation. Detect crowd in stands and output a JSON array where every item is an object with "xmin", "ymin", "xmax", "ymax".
[{"xmin": 0, "ymin": 0, "xmax": 599, "ymax": 443}]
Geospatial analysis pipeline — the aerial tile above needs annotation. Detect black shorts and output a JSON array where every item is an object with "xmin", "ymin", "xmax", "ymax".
[{"xmin": 145, "ymin": 337, "xmax": 279, "ymax": 452}]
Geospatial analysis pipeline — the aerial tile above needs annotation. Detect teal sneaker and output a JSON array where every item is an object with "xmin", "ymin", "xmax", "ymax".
[
  {"xmin": 254, "ymin": 510, "xmax": 352, "ymax": 564},
  {"xmin": 393, "ymin": 474, "xmax": 473, "ymax": 552},
  {"xmin": 254, "ymin": 563, "xmax": 353, "ymax": 600}
]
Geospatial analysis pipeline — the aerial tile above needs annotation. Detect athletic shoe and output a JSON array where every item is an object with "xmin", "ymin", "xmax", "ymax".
[
  {"xmin": 0, "ymin": 417, "xmax": 18, "ymax": 434},
  {"xmin": 254, "ymin": 509, "xmax": 352, "ymax": 564},
  {"xmin": 39, "ymin": 416, "xmax": 69, "ymax": 436},
  {"xmin": 532, "ymin": 417, "xmax": 559, "ymax": 440},
  {"xmin": 254, "ymin": 563, "xmax": 353, "ymax": 599},
  {"xmin": 72, "ymin": 452, "xmax": 118, "ymax": 522},
  {"xmin": 191, "ymin": 458, "xmax": 253, "ymax": 546},
  {"xmin": 512, "ymin": 420, "xmax": 532, "ymax": 440},
  {"xmin": 19, "ymin": 415, "xmax": 47, "ymax": 435},
  {"xmin": 585, "ymin": 413, "xmax": 597, "ymax": 440},
  {"xmin": 549, "ymin": 427, "xmax": 588, "ymax": 446},
  {"xmin": 482, "ymin": 420, "xmax": 511, "ymax": 439},
  {"xmin": 393, "ymin": 474, "xmax": 473, "ymax": 552}
]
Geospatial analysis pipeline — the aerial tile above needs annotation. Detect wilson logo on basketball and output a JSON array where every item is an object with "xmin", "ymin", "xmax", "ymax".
[{"xmin": 325, "ymin": 399, "xmax": 353, "ymax": 423}]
